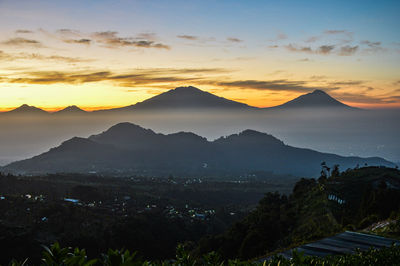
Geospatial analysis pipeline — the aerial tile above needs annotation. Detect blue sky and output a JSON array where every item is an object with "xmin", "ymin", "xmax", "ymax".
[{"xmin": 1, "ymin": 0, "xmax": 398, "ymax": 40}]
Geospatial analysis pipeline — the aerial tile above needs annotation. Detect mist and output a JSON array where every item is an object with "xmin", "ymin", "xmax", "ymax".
[{"xmin": 0, "ymin": 108, "xmax": 399, "ymax": 166}]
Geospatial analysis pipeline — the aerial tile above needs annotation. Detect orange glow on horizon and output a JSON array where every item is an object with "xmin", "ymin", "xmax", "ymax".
[
  {"xmin": 1, "ymin": 96, "xmax": 399, "ymax": 112},
  {"xmin": 344, "ymin": 102, "xmax": 400, "ymax": 109},
  {"xmin": 0, "ymin": 105, "xmax": 126, "ymax": 113}
]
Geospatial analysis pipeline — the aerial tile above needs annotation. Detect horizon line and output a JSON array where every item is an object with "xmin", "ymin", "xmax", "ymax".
[{"xmin": 0, "ymin": 87, "xmax": 398, "ymax": 112}]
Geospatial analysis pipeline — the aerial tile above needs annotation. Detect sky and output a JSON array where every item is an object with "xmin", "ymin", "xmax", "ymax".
[{"xmin": 0, "ymin": 0, "xmax": 399, "ymax": 111}]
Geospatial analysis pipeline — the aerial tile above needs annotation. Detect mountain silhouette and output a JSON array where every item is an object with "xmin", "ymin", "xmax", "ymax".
[
  {"xmin": 54, "ymin": 105, "xmax": 87, "ymax": 115},
  {"xmin": 0, "ymin": 88, "xmax": 357, "ymax": 117},
  {"xmin": 3, "ymin": 104, "xmax": 48, "ymax": 115},
  {"xmin": 105, "ymin": 86, "xmax": 253, "ymax": 112},
  {"xmin": 274, "ymin": 90, "xmax": 353, "ymax": 109},
  {"xmin": 5, "ymin": 122, "xmax": 393, "ymax": 177},
  {"xmin": 93, "ymin": 87, "xmax": 357, "ymax": 113}
]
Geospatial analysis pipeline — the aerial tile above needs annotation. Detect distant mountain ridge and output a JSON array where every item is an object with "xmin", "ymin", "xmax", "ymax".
[
  {"xmin": 5, "ymin": 104, "xmax": 48, "ymax": 115},
  {"xmin": 0, "ymin": 87, "xmax": 356, "ymax": 115},
  {"xmin": 273, "ymin": 89, "xmax": 354, "ymax": 109},
  {"xmin": 5, "ymin": 122, "xmax": 393, "ymax": 177},
  {"xmin": 104, "ymin": 86, "xmax": 254, "ymax": 112},
  {"xmin": 54, "ymin": 105, "xmax": 87, "ymax": 115},
  {"xmin": 0, "ymin": 104, "xmax": 87, "ymax": 116}
]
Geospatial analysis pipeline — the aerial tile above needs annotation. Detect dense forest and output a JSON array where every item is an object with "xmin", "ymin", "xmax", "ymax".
[
  {"xmin": 194, "ymin": 166, "xmax": 400, "ymax": 259},
  {"xmin": 1, "ymin": 166, "xmax": 400, "ymax": 264}
]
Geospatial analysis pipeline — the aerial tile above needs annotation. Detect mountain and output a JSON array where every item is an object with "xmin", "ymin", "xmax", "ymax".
[
  {"xmin": 95, "ymin": 87, "xmax": 357, "ymax": 114},
  {"xmin": 101, "ymin": 86, "xmax": 253, "ymax": 112},
  {"xmin": 2, "ymin": 104, "xmax": 48, "ymax": 116},
  {"xmin": 53, "ymin": 105, "xmax": 87, "ymax": 115},
  {"xmin": 274, "ymin": 90, "xmax": 354, "ymax": 109},
  {"xmin": 0, "ymin": 89, "xmax": 357, "ymax": 117},
  {"xmin": 2, "ymin": 88, "xmax": 355, "ymax": 117},
  {"xmin": 5, "ymin": 122, "xmax": 394, "ymax": 177}
]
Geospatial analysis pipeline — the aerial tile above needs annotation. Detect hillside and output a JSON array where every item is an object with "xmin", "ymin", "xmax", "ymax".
[
  {"xmin": 5, "ymin": 123, "xmax": 394, "ymax": 177},
  {"xmin": 194, "ymin": 167, "xmax": 400, "ymax": 259}
]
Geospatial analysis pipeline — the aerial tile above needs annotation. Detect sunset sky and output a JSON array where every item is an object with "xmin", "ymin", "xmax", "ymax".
[{"xmin": 0, "ymin": 0, "xmax": 399, "ymax": 111}]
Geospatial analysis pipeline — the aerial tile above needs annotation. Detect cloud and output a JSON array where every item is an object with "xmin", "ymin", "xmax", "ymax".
[
  {"xmin": 56, "ymin": 29, "xmax": 90, "ymax": 43},
  {"xmin": 305, "ymin": 36, "xmax": 320, "ymax": 43},
  {"xmin": 339, "ymin": 45, "xmax": 358, "ymax": 56},
  {"xmin": 92, "ymin": 31, "xmax": 170, "ymax": 49},
  {"xmin": 285, "ymin": 44, "xmax": 313, "ymax": 53},
  {"xmin": 137, "ymin": 32, "xmax": 157, "ymax": 41},
  {"xmin": 21, "ymin": 53, "xmax": 92, "ymax": 63},
  {"xmin": 309, "ymin": 75, "xmax": 328, "ymax": 80},
  {"xmin": 3, "ymin": 65, "xmax": 389, "ymax": 105},
  {"xmin": 332, "ymin": 92, "xmax": 398, "ymax": 104},
  {"xmin": 323, "ymin": 30, "xmax": 354, "ymax": 44},
  {"xmin": 324, "ymin": 30, "xmax": 353, "ymax": 38},
  {"xmin": 268, "ymin": 45, "xmax": 279, "ymax": 48},
  {"xmin": 211, "ymin": 79, "xmax": 338, "ymax": 93},
  {"xmin": 361, "ymin": 40, "xmax": 381, "ymax": 47},
  {"xmin": 0, "ymin": 50, "xmax": 91, "ymax": 63},
  {"xmin": 91, "ymin": 30, "xmax": 117, "ymax": 38},
  {"xmin": 1, "ymin": 68, "xmax": 228, "ymax": 87},
  {"xmin": 286, "ymin": 43, "xmax": 357, "ymax": 56},
  {"xmin": 2, "ymin": 68, "xmax": 339, "ymax": 94},
  {"xmin": 270, "ymin": 32, "xmax": 287, "ymax": 42},
  {"xmin": 360, "ymin": 40, "xmax": 385, "ymax": 53},
  {"xmin": 56, "ymin": 29, "xmax": 81, "ymax": 35},
  {"xmin": 298, "ymin": 58, "xmax": 311, "ymax": 62},
  {"xmin": 329, "ymin": 80, "xmax": 365, "ymax": 86},
  {"xmin": 317, "ymin": 45, "xmax": 335, "ymax": 54},
  {"xmin": 177, "ymin": 35, "xmax": 198, "ymax": 41},
  {"xmin": 63, "ymin": 39, "xmax": 92, "ymax": 45},
  {"xmin": 32, "ymin": 71, "xmax": 109, "ymax": 84},
  {"xmin": 304, "ymin": 30, "xmax": 353, "ymax": 44},
  {"xmin": 135, "ymin": 41, "xmax": 169, "ymax": 49},
  {"xmin": 3, "ymin": 71, "xmax": 111, "ymax": 85},
  {"xmin": 286, "ymin": 44, "xmax": 337, "ymax": 55},
  {"xmin": 15, "ymin": 30, "xmax": 33, "ymax": 34},
  {"xmin": 211, "ymin": 57, "xmax": 254, "ymax": 62},
  {"xmin": 227, "ymin": 37, "xmax": 243, "ymax": 43},
  {"xmin": 2, "ymin": 37, "xmax": 43, "ymax": 47}
]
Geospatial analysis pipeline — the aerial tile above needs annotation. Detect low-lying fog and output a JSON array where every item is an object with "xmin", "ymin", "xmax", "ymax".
[{"xmin": 0, "ymin": 108, "xmax": 399, "ymax": 166}]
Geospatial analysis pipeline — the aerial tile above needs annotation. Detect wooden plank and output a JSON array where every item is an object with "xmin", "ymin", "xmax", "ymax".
[
  {"xmin": 304, "ymin": 242, "xmax": 353, "ymax": 254},
  {"xmin": 272, "ymin": 231, "xmax": 400, "ymax": 260},
  {"xmin": 318, "ymin": 237, "xmax": 372, "ymax": 251}
]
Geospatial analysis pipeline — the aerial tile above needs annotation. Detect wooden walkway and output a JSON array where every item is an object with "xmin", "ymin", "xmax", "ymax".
[{"xmin": 277, "ymin": 231, "xmax": 400, "ymax": 259}]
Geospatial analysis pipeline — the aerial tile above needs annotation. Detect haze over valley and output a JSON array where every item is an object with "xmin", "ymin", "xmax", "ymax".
[{"xmin": 1, "ymin": 87, "xmax": 399, "ymax": 169}]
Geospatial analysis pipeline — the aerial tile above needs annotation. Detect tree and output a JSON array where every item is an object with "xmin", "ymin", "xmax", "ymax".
[{"xmin": 331, "ymin": 165, "xmax": 340, "ymax": 178}]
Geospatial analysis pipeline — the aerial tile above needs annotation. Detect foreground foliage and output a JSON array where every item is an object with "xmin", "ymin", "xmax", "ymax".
[
  {"xmin": 195, "ymin": 166, "xmax": 400, "ymax": 259},
  {"xmin": 5, "ymin": 242, "xmax": 400, "ymax": 266}
]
